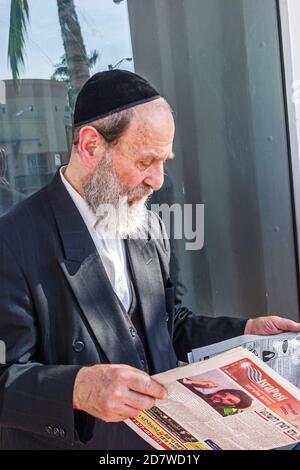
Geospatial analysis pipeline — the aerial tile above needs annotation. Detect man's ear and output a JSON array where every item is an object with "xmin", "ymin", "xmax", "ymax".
[{"xmin": 77, "ymin": 126, "xmax": 106, "ymax": 169}]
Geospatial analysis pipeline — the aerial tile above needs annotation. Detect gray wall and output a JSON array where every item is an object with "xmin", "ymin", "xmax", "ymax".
[{"xmin": 127, "ymin": 0, "xmax": 299, "ymax": 320}]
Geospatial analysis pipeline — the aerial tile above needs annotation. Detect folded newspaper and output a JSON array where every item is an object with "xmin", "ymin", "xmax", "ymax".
[
  {"xmin": 188, "ymin": 332, "xmax": 300, "ymax": 388},
  {"xmin": 126, "ymin": 341, "xmax": 300, "ymax": 450}
]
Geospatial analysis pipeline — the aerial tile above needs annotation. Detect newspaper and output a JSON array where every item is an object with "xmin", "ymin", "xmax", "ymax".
[
  {"xmin": 126, "ymin": 348, "xmax": 300, "ymax": 450},
  {"xmin": 188, "ymin": 332, "xmax": 300, "ymax": 389}
]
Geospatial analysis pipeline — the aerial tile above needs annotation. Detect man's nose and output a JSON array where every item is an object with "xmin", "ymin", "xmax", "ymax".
[{"xmin": 143, "ymin": 162, "xmax": 165, "ymax": 191}]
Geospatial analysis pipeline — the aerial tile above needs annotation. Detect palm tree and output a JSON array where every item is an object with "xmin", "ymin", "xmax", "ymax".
[
  {"xmin": 51, "ymin": 49, "xmax": 100, "ymax": 109},
  {"xmin": 56, "ymin": 0, "xmax": 90, "ymax": 109},
  {"xmin": 51, "ymin": 49, "xmax": 100, "ymax": 85},
  {"xmin": 7, "ymin": 0, "xmax": 29, "ymax": 89},
  {"xmin": 8, "ymin": 0, "xmax": 90, "ymax": 109}
]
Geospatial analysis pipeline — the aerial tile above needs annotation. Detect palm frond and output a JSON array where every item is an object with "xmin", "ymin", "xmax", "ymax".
[
  {"xmin": 51, "ymin": 49, "xmax": 99, "ymax": 83},
  {"xmin": 88, "ymin": 49, "xmax": 100, "ymax": 69},
  {"xmin": 8, "ymin": 0, "xmax": 30, "ymax": 91},
  {"xmin": 51, "ymin": 66, "xmax": 69, "ymax": 81}
]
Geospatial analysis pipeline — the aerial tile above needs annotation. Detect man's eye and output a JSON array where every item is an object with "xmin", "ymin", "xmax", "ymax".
[{"xmin": 137, "ymin": 161, "xmax": 151, "ymax": 170}]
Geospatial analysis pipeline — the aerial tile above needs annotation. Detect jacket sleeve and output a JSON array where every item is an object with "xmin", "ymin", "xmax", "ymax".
[
  {"xmin": 152, "ymin": 212, "xmax": 247, "ymax": 362},
  {"xmin": 0, "ymin": 235, "xmax": 82, "ymax": 447}
]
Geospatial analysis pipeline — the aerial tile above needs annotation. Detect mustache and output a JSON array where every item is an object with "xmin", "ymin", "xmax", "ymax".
[{"xmin": 125, "ymin": 184, "xmax": 153, "ymax": 200}]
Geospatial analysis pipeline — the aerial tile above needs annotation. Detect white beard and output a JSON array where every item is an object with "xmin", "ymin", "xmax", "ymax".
[
  {"xmin": 82, "ymin": 155, "xmax": 152, "ymax": 239},
  {"xmin": 93, "ymin": 194, "xmax": 151, "ymax": 239}
]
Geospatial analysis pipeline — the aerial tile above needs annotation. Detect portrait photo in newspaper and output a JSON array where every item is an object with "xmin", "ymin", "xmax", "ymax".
[{"xmin": 179, "ymin": 370, "xmax": 257, "ymax": 417}]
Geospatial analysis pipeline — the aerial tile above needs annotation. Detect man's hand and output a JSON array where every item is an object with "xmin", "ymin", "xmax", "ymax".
[
  {"xmin": 73, "ymin": 364, "xmax": 167, "ymax": 423},
  {"xmin": 183, "ymin": 379, "xmax": 219, "ymax": 389},
  {"xmin": 245, "ymin": 315, "xmax": 300, "ymax": 335}
]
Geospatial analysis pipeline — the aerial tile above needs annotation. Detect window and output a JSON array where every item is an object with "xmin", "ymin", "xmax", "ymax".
[
  {"xmin": 0, "ymin": 0, "xmax": 298, "ymax": 322},
  {"xmin": 0, "ymin": 0, "xmax": 133, "ymax": 214},
  {"xmin": 27, "ymin": 153, "xmax": 48, "ymax": 175},
  {"xmin": 54, "ymin": 153, "xmax": 62, "ymax": 167}
]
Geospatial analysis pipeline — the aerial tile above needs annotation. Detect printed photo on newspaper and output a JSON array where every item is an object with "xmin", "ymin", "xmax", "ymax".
[{"xmin": 125, "ymin": 348, "xmax": 300, "ymax": 450}]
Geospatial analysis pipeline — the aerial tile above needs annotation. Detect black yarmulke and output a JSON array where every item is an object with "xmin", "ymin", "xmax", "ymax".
[{"xmin": 73, "ymin": 70, "xmax": 161, "ymax": 126}]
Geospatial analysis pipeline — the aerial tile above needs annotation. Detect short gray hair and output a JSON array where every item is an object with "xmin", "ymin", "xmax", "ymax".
[
  {"xmin": 72, "ymin": 98, "xmax": 173, "ymax": 148},
  {"xmin": 72, "ymin": 108, "xmax": 133, "ymax": 147}
]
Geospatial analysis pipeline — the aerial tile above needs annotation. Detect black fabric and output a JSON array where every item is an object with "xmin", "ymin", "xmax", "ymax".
[
  {"xmin": 116, "ymin": 272, "xmax": 155, "ymax": 375},
  {"xmin": 74, "ymin": 70, "xmax": 160, "ymax": 126},
  {"xmin": 0, "ymin": 169, "xmax": 247, "ymax": 449},
  {"xmin": 114, "ymin": 279, "xmax": 150, "ymax": 374},
  {"xmin": 128, "ymin": 280, "xmax": 154, "ymax": 374}
]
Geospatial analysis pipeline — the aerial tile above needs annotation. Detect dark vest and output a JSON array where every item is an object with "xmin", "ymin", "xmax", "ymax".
[{"xmin": 113, "ymin": 249, "xmax": 154, "ymax": 375}]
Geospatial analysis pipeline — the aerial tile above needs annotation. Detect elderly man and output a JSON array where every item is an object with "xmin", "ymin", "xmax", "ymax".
[{"xmin": 0, "ymin": 70, "xmax": 299, "ymax": 450}]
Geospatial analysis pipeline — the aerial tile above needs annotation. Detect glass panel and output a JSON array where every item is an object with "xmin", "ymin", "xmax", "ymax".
[
  {"xmin": 0, "ymin": 0, "xmax": 134, "ymax": 212},
  {"xmin": 127, "ymin": 0, "xmax": 299, "ymax": 320},
  {"xmin": 0, "ymin": 0, "xmax": 298, "ymax": 321}
]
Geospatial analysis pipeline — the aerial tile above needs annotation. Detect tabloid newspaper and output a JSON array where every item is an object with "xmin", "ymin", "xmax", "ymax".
[
  {"xmin": 188, "ymin": 332, "xmax": 300, "ymax": 388},
  {"xmin": 125, "ymin": 347, "xmax": 300, "ymax": 450}
]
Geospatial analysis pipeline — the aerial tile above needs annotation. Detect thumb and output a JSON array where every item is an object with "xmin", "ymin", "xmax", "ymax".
[{"xmin": 275, "ymin": 317, "xmax": 300, "ymax": 332}]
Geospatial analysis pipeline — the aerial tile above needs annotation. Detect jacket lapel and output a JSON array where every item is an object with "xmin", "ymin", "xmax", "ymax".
[
  {"xmin": 125, "ymin": 238, "xmax": 176, "ymax": 373},
  {"xmin": 47, "ymin": 170, "xmax": 142, "ymax": 368}
]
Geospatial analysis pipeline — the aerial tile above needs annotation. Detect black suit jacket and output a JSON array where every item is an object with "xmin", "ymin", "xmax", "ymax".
[{"xmin": 0, "ymin": 170, "xmax": 246, "ymax": 449}]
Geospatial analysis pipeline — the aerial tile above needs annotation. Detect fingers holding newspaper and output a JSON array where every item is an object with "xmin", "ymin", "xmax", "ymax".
[
  {"xmin": 73, "ymin": 364, "xmax": 168, "ymax": 422},
  {"xmin": 182, "ymin": 379, "xmax": 219, "ymax": 389},
  {"xmin": 245, "ymin": 315, "xmax": 300, "ymax": 336}
]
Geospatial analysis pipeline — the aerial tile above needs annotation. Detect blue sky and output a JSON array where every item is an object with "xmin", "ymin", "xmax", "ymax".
[{"xmin": 0, "ymin": 0, "xmax": 134, "ymax": 80}]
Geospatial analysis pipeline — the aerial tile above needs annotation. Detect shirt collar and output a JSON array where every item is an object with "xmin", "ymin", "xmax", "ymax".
[{"xmin": 59, "ymin": 165, "xmax": 98, "ymax": 232}]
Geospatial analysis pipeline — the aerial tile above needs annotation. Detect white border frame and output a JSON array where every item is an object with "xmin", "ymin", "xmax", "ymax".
[{"xmin": 278, "ymin": 0, "xmax": 300, "ymax": 280}]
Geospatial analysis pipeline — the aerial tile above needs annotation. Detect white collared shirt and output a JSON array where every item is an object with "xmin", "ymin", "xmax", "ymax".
[{"xmin": 60, "ymin": 166, "xmax": 132, "ymax": 311}]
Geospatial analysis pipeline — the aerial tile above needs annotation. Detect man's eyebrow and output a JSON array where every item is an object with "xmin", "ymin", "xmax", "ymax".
[
  {"xmin": 160, "ymin": 151, "xmax": 175, "ymax": 160},
  {"xmin": 168, "ymin": 151, "xmax": 175, "ymax": 160},
  {"xmin": 140, "ymin": 151, "xmax": 175, "ymax": 160}
]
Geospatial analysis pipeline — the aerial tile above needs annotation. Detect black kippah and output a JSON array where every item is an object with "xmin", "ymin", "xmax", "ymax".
[{"xmin": 73, "ymin": 70, "xmax": 161, "ymax": 126}]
